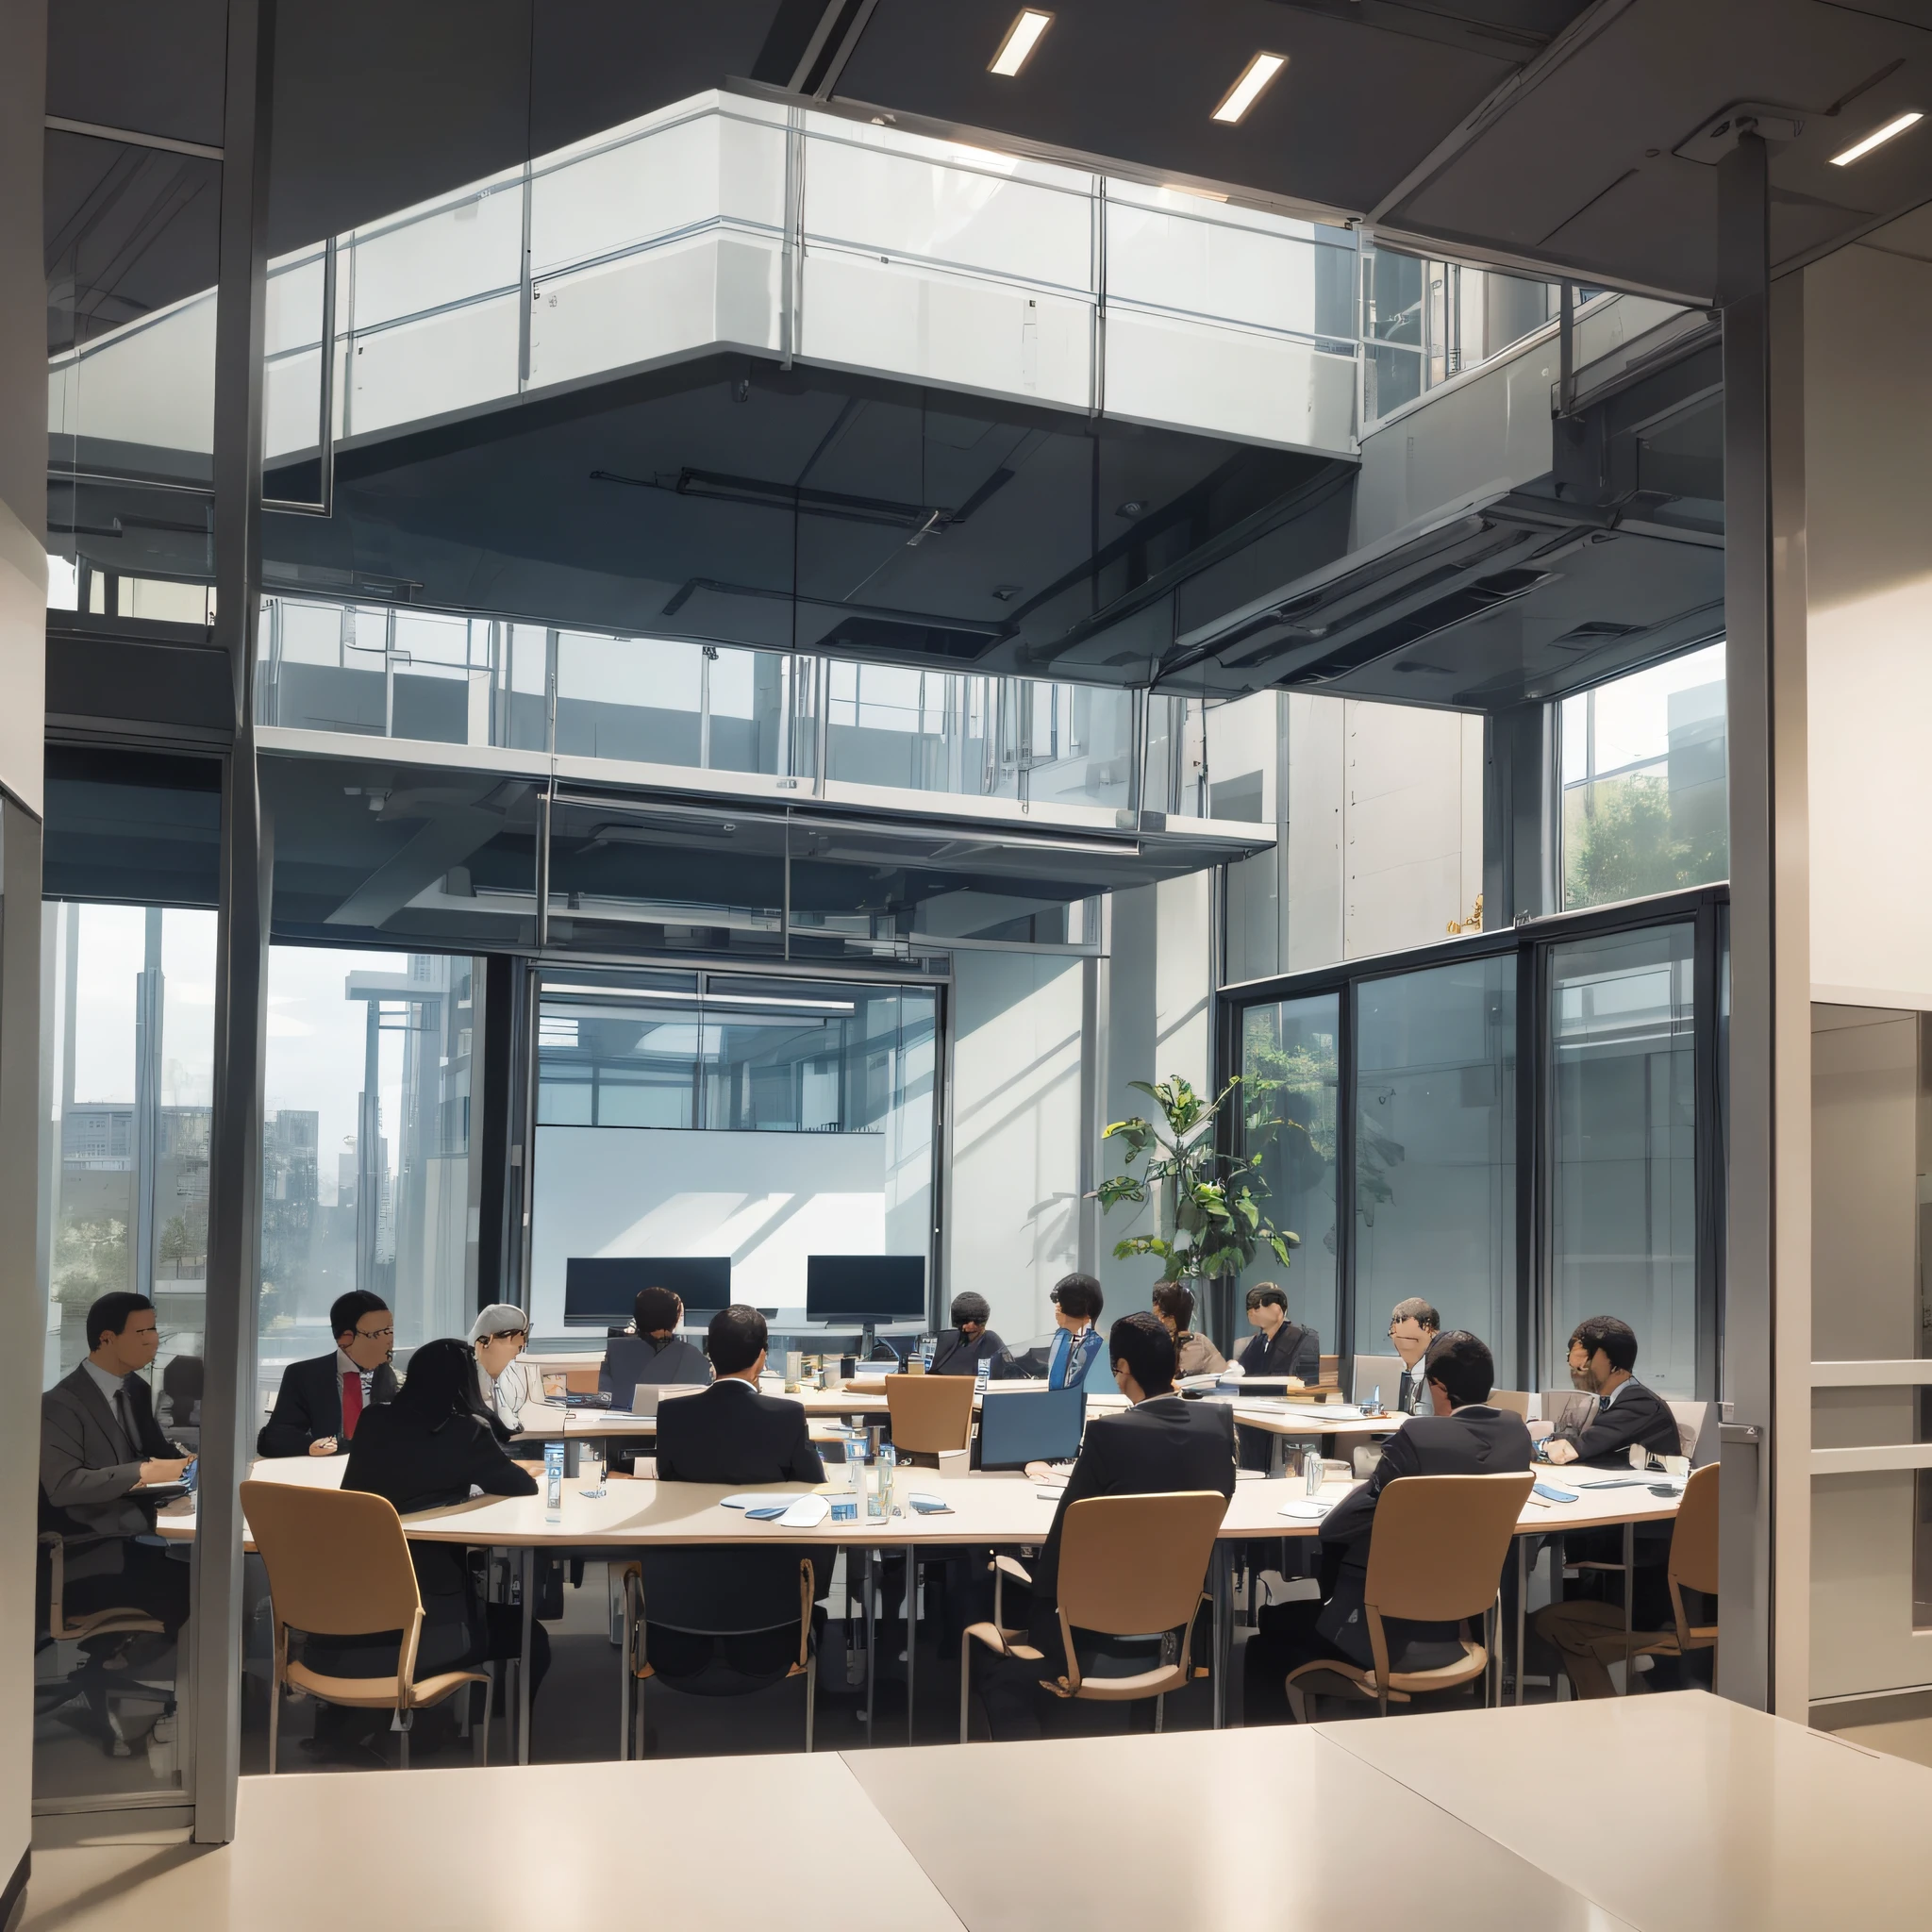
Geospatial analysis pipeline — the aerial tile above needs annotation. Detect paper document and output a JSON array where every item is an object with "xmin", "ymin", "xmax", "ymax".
[
  {"xmin": 721, "ymin": 1492, "xmax": 799, "ymax": 1512},
  {"xmin": 777, "ymin": 1494, "xmax": 830, "ymax": 1527}
]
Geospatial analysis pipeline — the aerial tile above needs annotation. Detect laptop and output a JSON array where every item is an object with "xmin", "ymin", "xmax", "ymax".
[
  {"xmin": 630, "ymin": 1382, "xmax": 706, "ymax": 1420},
  {"xmin": 976, "ymin": 1385, "xmax": 1086, "ymax": 1471}
]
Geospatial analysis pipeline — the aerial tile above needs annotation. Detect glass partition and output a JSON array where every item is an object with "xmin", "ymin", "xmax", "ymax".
[
  {"xmin": 1352, "ymin": 955, "xmax": 1518, "ymax": 1366},
  {"xmin": 528, "ymin": 968, "xmax": 937, "ymax": 1337},
  {"xmin": 1238, "ymin": 993, "xmax": 1341, "ymax": 1349},
  {"xmin": 36, "ymin": 902, "xmax": 216, "ymax": 1806},
  {"xmin": 1547, "ymin": 923, "xmax": 1698, "ymax": 1394}
]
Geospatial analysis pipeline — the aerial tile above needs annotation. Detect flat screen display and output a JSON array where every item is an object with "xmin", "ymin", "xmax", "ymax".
[
  {"xmin": 976, "ymin": 1386, "xmax": 1087, "ymax": 1470},
  {"xmin": 804, "ymin": 1253, "xmax": 925, "ymax": 1323},
  {"xmin": 563, "ymin": 1256, "xmax": 731, "ymax": 1326}
]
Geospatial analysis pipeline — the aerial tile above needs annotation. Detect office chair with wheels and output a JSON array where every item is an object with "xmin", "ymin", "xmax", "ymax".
[
  {"xmin": 1285, "ymin": 1470, "xmax": 1533, "ymax": 1722},
  {"xmin": 619, "ymin": 1548, "xmax": 817, "ymax": 1757},
  {"xmin": 34, "ymin": 1529, "xmax": 172, "ymax": 1751},
  {"xmin": 959, "ymin": 1489, "xmax": 1227, "ymax": 1740},
  {"xmin": 242, "ymin": 1481, "xmax": 493, "ymax": 1772}
]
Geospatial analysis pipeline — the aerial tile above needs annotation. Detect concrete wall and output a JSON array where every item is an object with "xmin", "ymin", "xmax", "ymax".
[{"xmin": 0, "ymin": 0, "xmax": 47, "ymax": 1895}]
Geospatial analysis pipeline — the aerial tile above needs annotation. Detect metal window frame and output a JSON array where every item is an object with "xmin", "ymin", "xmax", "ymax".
[{"xmin": 1218, "ymin": 882, "xmax": 1727, "ymax": 1394}]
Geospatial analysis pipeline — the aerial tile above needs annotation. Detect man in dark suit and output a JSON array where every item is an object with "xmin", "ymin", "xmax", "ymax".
[
  {"xmin": 928, "ymin": 1291, "xmax": 1005, "ymax": 1377},
  {"xmin": 1242, "ymin": 1330, "xmax": 1531, "ymax": 1724},
  {"xmin": 1388, "ymin": 1296, "xmax": 1441, "ymax": 1417},
  {"xmin": 983, "ymin": 1311, "xmax": 1236, "ymax": 1739},
  {"xmin": 40, "ymin": 1292, "xmax": 194, "ymax": 1635},
  {"xmin": 1235, "ymin": 1281, "xmax": 1321, "ymax": 1471},
  {"xmin": 599, "ymin": 1285, "xmax": 712, "ymax": 1403},
  {"xmin": 1539, "ymin": 1315, "xmax": 1684, "ymax": 1467},
  {"xmin": 653, "ymin": 1306, "xmax": 824, "ymax": 1487},
  {"xmin": 257, "ymin": 1290, "xmax": 398, "ymax": 1458}
]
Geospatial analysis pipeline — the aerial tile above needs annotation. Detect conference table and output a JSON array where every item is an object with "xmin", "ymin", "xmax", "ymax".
[{"xmin": 162, "ymin": 1450, "xmax": 1682, "ymax": 1763}]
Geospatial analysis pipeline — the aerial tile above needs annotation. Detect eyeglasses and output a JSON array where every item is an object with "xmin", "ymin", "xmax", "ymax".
[
  {"xmin": 487, "ymin": 1329, "xmax": 527, "ymax": 1343},
  {"xmin": 354, "ymin": 1325, "xmax": 394, "ymax": 1342}
]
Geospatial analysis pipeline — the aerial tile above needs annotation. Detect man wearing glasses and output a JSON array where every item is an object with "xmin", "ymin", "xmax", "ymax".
[
  {"xmin": 1387, "ymin": 1297, "xmax": 1441, "ymax": 1416},
  {"xmin": 257, "ymin": 1290, "xmax": 397, "ymax": 1458}
]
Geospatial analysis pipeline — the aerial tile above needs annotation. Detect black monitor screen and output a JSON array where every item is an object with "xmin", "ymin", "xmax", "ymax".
[
  {"xmin": 977, "ymin": 1386, "xmax": 1087, "ymax": 1470},
  {"xmin": 563, "ymin": 1257, "xmax": 731, "ymax": 1326},
  {"xmin": 805, "ymin": 1254, "xmax": 925, "ymax": 1323}
]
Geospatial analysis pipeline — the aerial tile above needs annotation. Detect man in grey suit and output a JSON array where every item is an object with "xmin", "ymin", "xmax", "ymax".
[{"xmin": 41, "ymin": 1292, "xmax": 193, "ymax": 1634}]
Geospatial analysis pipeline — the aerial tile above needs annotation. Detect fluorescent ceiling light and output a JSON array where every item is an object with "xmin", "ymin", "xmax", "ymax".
[
  {"xmin": 990, "ymin": 8, "xmax": 1053, "ymax": 76},
  {"xmin": 1212, "ymin": 52, "xmax": 1286, "ymax": 125},
  {"xmin": 1830, "ymin": 110, "xmax": 1923, "ymax": 166}
]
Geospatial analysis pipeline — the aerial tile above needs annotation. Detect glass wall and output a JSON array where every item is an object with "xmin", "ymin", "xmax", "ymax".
[
  {"xmin": 1237, "ymin": 993, "xmax": 1340, "ymax": 1349},
  {"xmin": 528, "ymin": 968, "xmax": 937, "ymax": 1336},
  {"xmin": 257, "ymin": 947, "xmax": 478, "ymax": 1418},
  {"xmin": 37, "ymin": 902, "xmax": 216, "ymax": 1805},
  {"xmin": 1352, "ymin": 956, "xmax": 1518, "ymax": 1367},
  {"xmin": 1561, "ymin": 641, "xmax": 1727, "ymax": 910},
  {"xmin": 1548, "ymin": 924, "xmax": 1698, "ymax": 1395}
]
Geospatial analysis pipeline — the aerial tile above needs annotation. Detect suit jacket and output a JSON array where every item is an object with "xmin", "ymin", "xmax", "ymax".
[
  {"xmin": 1047, "ymin": 1325, "xmax": 1106, "ymax": 1391},
  {"xmin": 1547, "ymin": 1378, "xmax": 1682, "ymax": 1467},
  {"xmin": 341, "ymin": 1405, "xmax": 537, "ymax": 1599},
  {"xmin": 41, "ymin": 1365, "xmax": 175, "ymax": 1541},
  {"xmin": 1237, "ymin": 1321, "xmax": 1319, "ymax": 1382},
  {"xmin": 599, "ymin": 1334, "xmax": 711, "ymax": 1402},
  {"xmin": 653, "ymin": 1378, "xmax": 825, "ymax": 1487},
  {"xmin": 1316, "ymin": 1406, "xmax": 1533, "ymax": 1669},
  {"xmin": 1030, "ymin": 1395, "xmax": 1236, "ymax": 1610},
  {"xmin": 1396, "ymin": 1363, "xmax": 1431, "ymax": 1416},
  {"xmin": 929, "ymin": 1327, "xmax": 1006, "ymax": 1376},
  {"xmin": 258, "ymin": 1352, "xmax": 399, "ymax": 1458}
]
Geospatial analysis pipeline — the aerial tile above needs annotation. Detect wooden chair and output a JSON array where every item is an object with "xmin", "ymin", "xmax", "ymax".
[
  {"xmin": 959, "ymin": 1489, "xmax": 1227, "ymax": 1740},
  {"xmin": 564, "ymin": 1367, "xmax": 601, "ymax": 1394},
  {"xmin": 1486, "ymin": 1389, "xmax": 1532, "ymax": 1419},
  {"xmin": 1285, "ymin": 1470, "xmax": 1533, "ymax": 1721},
  {"xmin": 242, "ymin": 1480, "xmax": 493, "ymax": 1772},
  {"xmin": 885, "ymin": 1374, "xmax": 974, "ymax": 1456},
  {"xmin": 618, "ymin": 1550, "xmax": 817, "ymax": 1757}
]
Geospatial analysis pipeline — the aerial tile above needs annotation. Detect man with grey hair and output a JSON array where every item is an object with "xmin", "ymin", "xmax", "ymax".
[
  {"xmin": 1388, "ymin": 1296, "xmax": 1441, "ymax": 1416},
  {"xmin": 469, "ymin": 1304, "xmax": 536, "ymax": 1436}
]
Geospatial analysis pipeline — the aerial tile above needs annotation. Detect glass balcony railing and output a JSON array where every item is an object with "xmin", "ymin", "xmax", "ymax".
[{"xmin": 257, "ymin": 593, "xmax": 1143, "ymax": 817}]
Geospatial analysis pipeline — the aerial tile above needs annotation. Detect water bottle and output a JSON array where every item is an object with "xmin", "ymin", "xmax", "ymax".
[
  {"xmin": 544, "ymin": 1441, "xmax": 565, "ymax": 1522},
  {"xmin": 578, "ymin": 1444, "xmax": 606, "ymax": 1499},
  {"xmin": 1305, "ymin": 1448, "xmax": 1325, "ymax": 1497},
  {"xmin": 974, "ymin": 1357, "xmax": 991, "ymax": 1398},
  {"xmin": 878, "ymin": 1442, "xmax": 897, "ymax": 1518},
  {"xmin": 1371, "ymin": 1385, "xmax": 1382, "ymax": 1417},
  {"xmin": 848, "ymin": 1431, "xmax": 869, "ymax": 1511}
]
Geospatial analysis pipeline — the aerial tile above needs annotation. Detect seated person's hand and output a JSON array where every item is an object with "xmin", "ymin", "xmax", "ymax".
[
  {"xmin": 1024, "ymin": 1459, "xmax": 1063, "ymax": 1483},
  {"xmin": 1542, "ymin": 1438, "xmax": 1579, "ymax": 1466},
  {"xmin": 308, "ymin": 1435, "xmax": 340, "ymax": 1457},
  {"xmin": 1286, "ymin": 1375, "xmax": 1306, "ymax": 1389},
  {"xmin": 139, "ymin": 1456, "xmax": 191, "ymax": 1486}
]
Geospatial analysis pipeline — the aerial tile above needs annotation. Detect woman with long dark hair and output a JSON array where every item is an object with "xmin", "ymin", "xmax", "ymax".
[{"xmin": 302, "ymin": 1338, "xmax": 547, "ymax": 1757}]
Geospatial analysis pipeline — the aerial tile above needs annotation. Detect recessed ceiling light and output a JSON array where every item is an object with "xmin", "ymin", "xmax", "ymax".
[
  {"xmin": 1212, "ymin": 52, "xmax": 1286, "ymax": 125},
  {"xmin": 990, "ymin": 8, "xmax": 1053, "ymax": 77},
  {"xmin": 1830, "ymin": 109, "xmax": 1923, "ymax": 165}
]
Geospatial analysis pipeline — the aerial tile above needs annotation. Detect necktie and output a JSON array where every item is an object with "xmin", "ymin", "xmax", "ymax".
[
  {"xmin": 115, "ymin": 1387, "xmax": 138, "ymax": 1456},
  {"xmin": 341, "ymin": 1370, "xmax": 365, "ymax": 1438}
]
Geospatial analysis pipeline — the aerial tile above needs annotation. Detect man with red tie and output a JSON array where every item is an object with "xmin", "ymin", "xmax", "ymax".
[{"xmin": 257, "ymin": 1291, "xmax": 398, "ymax": 1458}]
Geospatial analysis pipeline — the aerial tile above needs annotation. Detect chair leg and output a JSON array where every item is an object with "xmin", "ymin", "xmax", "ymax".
[
  {"xmin": 1154, "ymin": 1693, "xmax": 1165, "ymax": 1734},
  {"xmin": 478, "ymin": 1672, "xmax": 493, "ymax": 1769},
  {"xmin": 267, "ymin": 1680, "xmax": 279, "ymax": 1775},
  {"xmin": 958, "ymin": 1630, "xmax": 972, "ymax": 1744},
  {"xmin": 399, "ymin": 1724, "xmax": 409, "ymax": 1772},
  {"xmin": 634, "ymin": 1672, "xmax": 645, "ymax": 1758},
  {"xmin": 1285, "ymin": 1679, "xmax": 1310, "ymax": 1725},
  {"xmin": 805, "ymin": 1657, "xmax": 817, "ymax": 1754}
]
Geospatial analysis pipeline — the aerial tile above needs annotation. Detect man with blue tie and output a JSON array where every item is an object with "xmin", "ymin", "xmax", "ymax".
[{"xmin": 1045, "ymin": 1274, "xmax": 1105, "ymax": 1390}]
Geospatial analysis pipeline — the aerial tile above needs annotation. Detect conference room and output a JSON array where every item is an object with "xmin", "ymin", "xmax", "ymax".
[{"xmin": 15, "ymin": 1, "xmax": 1932, "ymax": 1926}]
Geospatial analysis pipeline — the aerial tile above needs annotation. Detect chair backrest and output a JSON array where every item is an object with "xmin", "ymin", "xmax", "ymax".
[
  {"xmin": 1318, "ymin": 1354, "xmax": 1340, "ymax": 1390},
  {"xmin": 885, "ymin": 1373, "xmax": 975, "ymax": 1453},
  {"xmin": 564, "ymin": 1366, "xmax": 601, "ymax": 1394},
  {"xmin": 638, "ymin": 1546, "xmax": 805, "ymax": 1636},
  {"xmin": 1054, "ymin": 1491, "xmax": 1227, "ymax": 1639},
  {"xmin": 1668, "ymin": 1398, "xmax": 1717, "ymax": 1466},
  {"xmin": 1360, "ymin": 1472, "xmax": 1535, "ymax": 1624},
  {"xmin": 1487, "ymin": 1389, "xmax": 1532, "ymax": 1419},
  {"xmin": 1668, "ymin": 1462, "xmax": 1720, "ymax": 1598},
  {"xmin": 242, "ymin": 1480, "xmax": 423, "ymax": 1637},
  {"xmin": 1351, "ymin": 1353, "xmax": 1405, "ymax": 1405}
]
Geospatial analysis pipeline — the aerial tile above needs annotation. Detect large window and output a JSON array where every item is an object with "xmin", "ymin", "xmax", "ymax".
[
  {"xmin": 529, "ymin": 970, "xmax": 938, "ymax": 1335},
  {"xmin": 258, "ymin": 947, "xmax": 479, "ymax": 1408},
  {"xmin": 1353, "ymin": 957, "xmax": 1518, "ymax": 1367},
  {"xmin": 1561, "ymin": 642, "xmax": 1727, "ymax": 910},
  {"xmin": 1548, "ymin": 924, "xmax": 1698, "ymax": 1394},
  {"xmin": 1237, "ymin": 993, "xmax": 1340, "ymax": 1350}
]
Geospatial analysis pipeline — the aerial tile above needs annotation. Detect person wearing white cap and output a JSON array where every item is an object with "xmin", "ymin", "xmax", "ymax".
[{"xmin": 468, "ymin": 1305, "xmax": 535, "ymax": 1440}]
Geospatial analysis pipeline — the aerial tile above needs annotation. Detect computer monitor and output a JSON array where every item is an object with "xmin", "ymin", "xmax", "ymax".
[
  {"xmin": 563, "ymin": 1256, "xmax": 731, "ymax": 1327},
  {"xmin": 976, "ymin": 1386, "xmax": 1087, "ymax": 1471},
  {"xmin": 804, "ymin": 1254, "xmax": 926, "ymax": 1325}
]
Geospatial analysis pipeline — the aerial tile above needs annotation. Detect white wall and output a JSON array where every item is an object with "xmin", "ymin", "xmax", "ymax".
[
  {"xmin": 1286, "ymin": 693, "xmax": 1483, "ymax": 969},
  {"xmin": 945, "ymin": 950, "xmax": 1084, "ymax": 1347}
]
